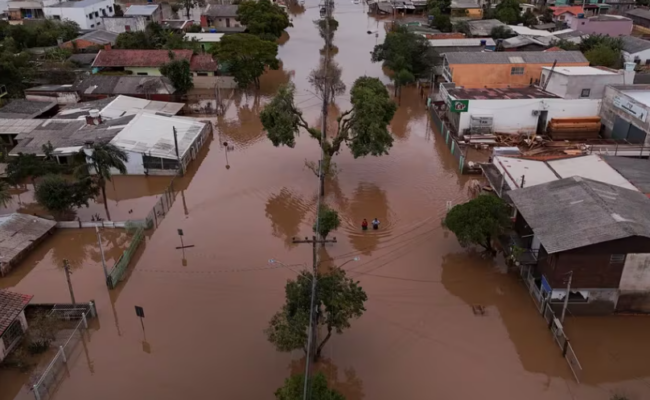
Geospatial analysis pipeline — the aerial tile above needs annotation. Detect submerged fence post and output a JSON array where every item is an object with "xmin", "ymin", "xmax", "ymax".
[
  {"xmin": 59, "ymin": 346, "xmax": 67, "ymax": 363},
  {"xmin": 562, "ymin": 338, "xmax": 569, "ymax": 357},
  {"xmin": 82, "ymin": 312, "xmax": 88, "ymax": 329}
]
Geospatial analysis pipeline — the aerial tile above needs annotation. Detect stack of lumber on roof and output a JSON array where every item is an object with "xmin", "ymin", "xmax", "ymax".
[{"xmin": 547, "ymin": 117, "xmax": 601, "ymax": 140}]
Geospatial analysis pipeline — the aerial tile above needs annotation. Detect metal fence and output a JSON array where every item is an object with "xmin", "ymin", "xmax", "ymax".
[
  {"xmin": 145, "ymin": 177, "xmax": 178, "ymax": 230},
  {"xmin": 32, "ymin": 312, "xmax": 90, "ymax": 400},
  {"xmin": 106, "ymin": 227, "xmax": 145, "ymax": 289},
  {"xmin": 430, "ymin": 107, "xmax": 466, "ymax": 173}
]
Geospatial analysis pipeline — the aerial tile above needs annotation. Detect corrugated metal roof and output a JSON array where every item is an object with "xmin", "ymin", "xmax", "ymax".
[
  {"xmin": 428, "ymin": 38, "xmax": 495, "ymax": 47},
  {"xmin": 125, "ymin": 4, "xmax": 160, "ymax": 16},
  {"xmin": 622, "ymin": 35, "xmax": 650, "ymax": 54},
  {"xmin": 444, "ymin": 50, "xmax": 588, "ymax": 65},
  {"xmin": 602, "ymin": 156, "xmax": 650, "ymax": 194},
  {"xmin": 0, "ymin": 213, "xmax": 56, "ymax": 268}
]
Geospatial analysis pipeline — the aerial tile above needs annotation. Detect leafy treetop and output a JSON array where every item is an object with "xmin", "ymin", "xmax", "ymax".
[
  {"xmin": 212, "ymin": 33, "xmax": 280, "ymax": 88},
  {"xmin": 115, "ymin": 22, "xmax": 200, "ymax": 52},
  {"xmin": 275, "ymin": 373, "xmax": 345, "ymax": 400},
  {"xmin": 237, "ymin": 0, "xmax": 291, "ymax": 41},
  {"xmin": 160, "ymin": 55, "xmax": 194, "ymax": 93}
]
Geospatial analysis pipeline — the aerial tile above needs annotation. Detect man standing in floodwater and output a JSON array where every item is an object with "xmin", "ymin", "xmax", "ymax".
[
  {"xmin": 361, "ymin": 219, "xmax": 368, "ymax": 230},
  {"xmin": 372, "ymin": 218, "xmax": 380, "ymax": 230}
]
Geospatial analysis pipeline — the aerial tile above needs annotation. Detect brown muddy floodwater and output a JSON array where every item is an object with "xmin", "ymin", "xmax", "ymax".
[{"xmin": 3, "ymin": 2, "xmax": 650, "ymax": 400}]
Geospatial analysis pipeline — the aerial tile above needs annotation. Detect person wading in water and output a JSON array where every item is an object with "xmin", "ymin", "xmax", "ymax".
[
  {"xmin": 372, "ymin": 218, "xmax": 380, "ymax": 230},
  {"xmin": 361, "ymin": 219, "xmax": 368, "ymax": 231}
]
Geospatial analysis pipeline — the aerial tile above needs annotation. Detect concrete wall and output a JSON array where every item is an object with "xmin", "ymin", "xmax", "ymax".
[
  {"xmin": 549, "ymin": 289, "xmax": 619, "ymax": 315},
  {"xmin": 600, "ymin": 85, "xmax": 650, "ymax": 145},
  {"xmin": 204, "ymin": 16, "xmax": 242, "ymax": 28},
  {"xmin": 568, "ymin": 16, "xmax": 633, "ymax": 36},
  {"xmin": 101, "ymin": 16, "xmax": 147, "ymax": 33},
  {"xmin": 619, "ymin": 254, "xmax": 650, "ymax": 291},
  {"xmin": 447, "ymin": 62, "xmax": 589, "ymax": 88},
  {"xmin": 44, "ymin": 0, "xmax": 115, "ymax": 29},
  {"xmin": 457, "ymin": 98, "xmax": 601, "ymax": 135},
  {"xmin": 623, "ymin": 48, "xmax": 650, "ymax": 65},
  {"xmin": 541, "ymin": 71, "xmax": 625, "ymax": 99},
  {"xmin": 123, "ymin": 150, "xmax": 145, "ymax": 175},
  {"xmin": 125, "ymin": 67, "xmax": 162, "ymax": 76}
]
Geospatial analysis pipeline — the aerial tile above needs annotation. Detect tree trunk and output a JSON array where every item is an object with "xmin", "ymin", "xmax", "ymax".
[
  {"xmin": 185, "ymin": 6, "xmax": 190, "ymax": 20},
  {"xmin": 101, "ymin": 184, "xmax": 111, "ymax": 221},
  {"xmin": 314, "ymin": 324, "xmax": 332, "ymax": 362},
  {"xmin": 394, "ymin": 83, "xmax": 398, "ymax": 97}
]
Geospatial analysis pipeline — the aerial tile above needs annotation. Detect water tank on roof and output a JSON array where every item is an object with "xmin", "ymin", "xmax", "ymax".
[{"xmin": 209, "ymin": 28, "xmax": 217, "ymax": 33}]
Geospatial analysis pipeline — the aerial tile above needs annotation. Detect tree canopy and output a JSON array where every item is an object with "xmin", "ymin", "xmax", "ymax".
[
  {"xmin": 490, "ymin": 26, "xmax": 516, "ymax": 40},
  {"xmin": 237, "ymin": 0, "xmax": 291, "ymax": 41},
  {"xmin": 585, "ymin": 44, "xmax": 621, "ymax": 68},
  {"xmin": 212, "ymin": 33, "xmax": 280, "ymax": 88},
  {"xmin": 313, "ymin": 205, "xmax": 340, "ymax": 240},
  {"xmin": 5, "ymin": 151, "xmax": 62, "ymax": 185},
  {"xmin": 115, "ymin": 22, "xmax": 200, "ymax": 52},
  {"xmin": 442, "ymin": 195, "xmax": 511, "ymax": 253},
  {"xmin": 0, "ymin": 181, "xmax": 10, "ymax": 208},
  {"xmin": 0, "ymin": 20, "xmax": 79, "ymax": 50},
  {"xmin": 160, "ymin": 56, "xmax": 194, "ymax": 93},
  {"xmin": 265, "ymin": 268, "xmax": 367, "ymax": 361},
  {"xmin": 552, "ymin": 34, "xmax": 623, "ymax": 68},
  {"xmin": 275, "ymin": 373, "xmax": 345, "ymax": 400},
  {"xmin": 34, "ymin": 174, "xmax": 98, "ymax": 215}
]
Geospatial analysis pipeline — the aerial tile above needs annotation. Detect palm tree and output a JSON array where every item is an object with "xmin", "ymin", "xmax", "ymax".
[
  {"xmin": 78, "ymin": 143, "xmax": 128, "ymax": 221},
  {"xmin": 0, "ymin": 181, "xmax": 11, "ymax": 208}
]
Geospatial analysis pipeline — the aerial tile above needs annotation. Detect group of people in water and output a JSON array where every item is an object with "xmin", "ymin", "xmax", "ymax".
[{"xmin": 361, "ymin": 218, "xmax": 380, "ymax": 231}]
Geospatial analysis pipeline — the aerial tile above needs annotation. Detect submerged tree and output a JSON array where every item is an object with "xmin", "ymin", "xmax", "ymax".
[
  {"xmin": 313, "ymin": 204, "xmax": 340, "ymax": 240},
  {"xmin": 265, "ymin": 268, "xmax": 367, "ymax": 361},
  {"xmin": 275, "ymin": 372, "xmax": 345, "ymax": 400},
  {"xmin": 160, "ymin": 54, "xmax": 194, "ymax": 93},
  {"xmin": 308, "ymin": 58, "xmax": 346, "ymax": 103},
  {"xmin": 261, "ymin": 77, "xmax": 396, "ymax": 183},
  {"xmin": 237, "ymin": 0, "xmax": 291, "ymax": 41},
  {"xmin": 34, "ymin": 174, "xmax": 98, "ymax": 216},
  {"xmin": 213, "ymin": 33, "xmax": 280, "ymax": 88},
  {"xmin": 442, "ymin": 194, "xmax": 511, "ymax": 254}
]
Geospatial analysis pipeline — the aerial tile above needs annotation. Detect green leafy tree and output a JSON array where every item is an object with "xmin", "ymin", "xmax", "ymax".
[
  {"xmin": 265, "ymin": 268, "xmax": 367, "ymax": 361},
  {"xmin": 579, "ymin": 34, "xmax": 623, "ymax": 53},
  {"xmin": 34, "ymin": 174, "xmax": 98, "ymax": 215},
  {"xmin": 427, "ymin": 0, "xmax": 451, "ymax": 14},
  {"xmin": 213, "ymin": 33, "xmax": 279, "ymax": 88},
  {"xmin": 261, "ymin": 77, "xmax": 396, "ymax": 182},
  {"xmin": 114, "ymin": 22, "xmax": 199, "ymax": 52},
  {"xmin": 551, "ymin": 38, "xmax": 579, "ymax": 50},
  {"xmin": 160, "ymin": 54, "xmax": 194, "ymax": 93},
  {"xmin": 442, "ymin": 194, "xmax": 511, "ymax": 253},
  {"xmin": 5, "ymin": 152, "xmax": 61, "ymax": 185},
  {"xmin": 313, "ymin": 205, "xmax": 340, "ymax": 239},
  {"xmin": 315, "ymin": 17, "xmax": 339, "ymax": 44},
  {"xmin": 275, "ymin": 372, "xmax": 345, "ymax": 400},
  {"xmin": 76, "ymin": 143, "xmax": 128, "ymax": 220},
  {"xmin": 496, "ymin": 7, "xmax": 519, "ymax": 25},
  {"xmin": 187, "ymin": 24, "xmax": 203, "ymax": 33},
  {"xmin": 177, "ymin": 0, "xmax": 204, "ymax": 19},
  {"xmin": 540, "ymin": 7, "xmax": 554, "ymax": 23},
  {"xmin": 585, "ymin": 44, "xmax": 621, "ymax": 68},
  {"xmin": 430, "ymin": 8, "xmax": 452, "ymax": 32},
  {"xmin": 490, "ymin": 26, "xmax": 515, "ymax": 39},
  {"xmin": 237, "ymin": 0, "xmax": 291, "ymax": 41},
  {"xmin": 521, "ymin": 9, "xmax": 538, "ymax": 27},
  {"xmin": 0, "ymin": 181, "xmax": 11, "ymax": 208}
]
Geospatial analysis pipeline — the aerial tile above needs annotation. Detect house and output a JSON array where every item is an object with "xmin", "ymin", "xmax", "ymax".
[
  {"xmin": 0, "ymin": 99, "xmax": 58, "ymax": 119},
  {"xmin": 622, "ymin": 35, "xmax": 650, "ymax": 66},
  {"xmin": 68, "ymin": 76, "xmax": 178, "ymax": 102},
  {"xmin": 450, "ymin": 0, "xmax": 482, "ymax": 20},
  {"xmin": 43, "ymin": 0, "xmax": 116, "ymax": 30},
  {"xmin": 605, "ymin": 0, "xmax": 636, "ymax": 14},
  {"xmin": 627, "ymin": 8, "xmax": 650, "ymax": 29},
  {"xmin": 501, "ymin": 36, "xmax": 549, "ymax": 52},
  {"xmin": 463, "ymin": 19, "xmax": 506, "ymax": 37},
  {"xmin": 566, "ymin": 14, "xmax": 633, "ymax": 36},
  {"xmin": 0, "ymin": 290, "xmax": 33, "ymax": 362},
  {"xmin": 600, "ymin": 84, "xmax": 650, "ymax": 146},
  {"xmin": 185, "ymin": 33, "xmax": 225, "ymax": 53},
  {"xmin": 60, "ymin": 30, "xmax": 118, "ymax": 50},
  {"xmin": 550, "ymin": 6, "xmax": 584, "ymax": 22},
  {"xmin": 508, "ymin": 176, "xmax": 650, "ymax": 314},
  {"xmin": 56, "ymin": 95, "xmax": 184, "ymax": 120},
  {"xmin": 440, "ymin": 85, "xmax": 600, "ymax": 136},
  {"xmin": 540, "ymin": 66, "xmax": 632, "ymax": 99},
  {"xmin": 24, "ymin": 84, "xmax": 80, "ymax": 105},
  {"xmin": 91, "ymin": 49, "xmax": 218, "ymax": 77},
  {"xmin": 101, "ymin": 15, "xmax": 148, "ymax": 33},
  {"xmin": 124, "ymin": 4, "xmax": 162, "ymax": 23},
  {"xmin": 429, "ymin": 38, "xmax": 496, "ymax": 54},
  {"xmin": 201, "ymin": 4, "xmax": 244, "ymax": 31},
  {"xmin": 0, "ymin": 214, "xmax": 56, "ymax": 276},
  {"xmin": 441, "ymin": 51, "xmax": 589, "ymax": 88}
]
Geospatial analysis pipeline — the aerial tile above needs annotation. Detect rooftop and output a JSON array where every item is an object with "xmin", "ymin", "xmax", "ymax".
[
  {"xmin": 0, "ymin": 213, "xmax": 56, "ymax": 269},
  {"xmin": 56, "ymin": 97, "xmax": 117, "ymax": 119},
  {"xmin": 428, "ymin": 38, "xmax": 495, "ymax": 47},
  {"xmin": 621, "ymin": 35, "xmax": 650, "ymax": 54},
  {"xmin": 464, "ymin": 19, "xmax": 506, "ymax": 37},
  {"xmin": 56, "ymin": 95, "xmax": 184, "ymax": 119},
  {"xmin": 448, "ymin": 86, "xmax": 560, "ymax": 100},
  {"xmin": 189, "ymin": 54, "xmax": 219, "ymax": 71},
  {"xmin": 46, "ymin": 0, "xmax": 108, "ymax": 8},
  {"xmin": 450, "ymin": 0, "xmax": 480, "ymax": 9},
  {"xmin": 0, "ymin": 99, "xmax": 57, "ymax": 119},
  {"xmin": 68, "ymin": 53, "xmax": 98, "ymax": 66},
  {"xmin": 621, "ymin": 90, "xmax": 650, "ymax": 106},
  {"xmin": 627, "ymin": 8, "xmax": 650, "ymax": 20},
  {"xmin": 124, "ymin": 4, "xmax": 160, "ymax": 16},
  {"xmin": 70, "ymin": 76, "xmax": 176, "ymax": 97},
  {"xmin": 109, "ymin": 113, "xmax": 206, "ymax": 160},
  {"xmin": 24, "ymin": 84, "xmax": 76, "ymax": 93},
  {"xmin": 444, "ymin": 50, "xmax": 587, "ymax": 65},
  {"xmin": 92, "ymin": 49, "xmax": 193, "ymax": 68},
  {"xmin": 602, "ymin": 156, "xmax": 650, "ymax": 194},
  {"xmin": 587, "ymin": 14, "xmax": 631, "ymax": 21},
  {"xmin": 501, "ymin": 35, "xmax": 546, "ymax": 49},
  {"xmin": 185, "ymin": 33, "xmax": 225, "ymax": 42},
  {"xmin": 72, "ymin": 30, "xmax": 119, "ymax": 45},
  {"xmin": 203, "ymin": 4, "xmax": 239, "ymax": 17},
  {"xmin": 508, "ymin": 176, "xmax": 650, "ymax": 253},
  {"xmin": 542, "ymin": 66, "xmax": 618, "ymax": 75},
  {"xmin": 533, "ymin": 23, "xmax": 556, "ymax": 30},
  {"xmin": 0, "ymin": 290, "xmax": 33, "ymax": 336},
  {"xmin": 551, "ymin": 6, "xmax": 584, "ymax": 17},
  {"xmin": 507, "ymin": 25, "xmax": 556, "ymax": 37}
]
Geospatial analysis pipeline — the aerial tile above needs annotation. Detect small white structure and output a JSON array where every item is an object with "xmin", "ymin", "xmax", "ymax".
[
  {"xmin": 44, "ymin": 0, "xmax": 115, "ymax": 30},
  {"xmin": 124, "ymin": 4, "xmax": 162, "ymax": 23},
  {"xmin": 540, "ymin": 66, "xmax": 630, "ymax": 99},
  {"xmin": 622, "ymin": 35, "xmax": 650, "ymax": 66},
  {"xmin": 101, "ymin": 15, "xmax": 148, "ymax": 33},
  {"xmin": 0, "ymin": 290, "xmax": 32, "ymax": 362},
  {"xmin": 56, "ymin": 95, "xmax": 185, "ymax": 120}
]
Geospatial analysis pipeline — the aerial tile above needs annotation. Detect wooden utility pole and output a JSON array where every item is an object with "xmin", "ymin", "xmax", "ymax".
[
  {"xmin": 560, "ymin": 271, "xmax": 573, "ymax": 323},
  {"xmin": 173, "ymin": 126, "xmax": 184, "ymax": 177},
  {"xmin": 63, "ymin": 259, "xmax": 76, "ymax": 306}
]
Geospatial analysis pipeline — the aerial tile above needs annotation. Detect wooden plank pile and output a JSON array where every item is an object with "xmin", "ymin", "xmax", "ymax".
[{"xmin": 547, "ymin": 117, "xmax": 601, "ymax": 141}]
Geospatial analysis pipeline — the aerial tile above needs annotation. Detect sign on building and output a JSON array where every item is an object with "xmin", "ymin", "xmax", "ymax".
[
  {"xmin": 450, "ymin": 99, "xmax": 469, "ymax": 113},
  {"xmin": 613, "ymin": 96, "xmax": 648, "ymax": 122}
]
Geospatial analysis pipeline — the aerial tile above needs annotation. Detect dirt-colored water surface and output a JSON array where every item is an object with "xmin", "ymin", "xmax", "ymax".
[{"xmin": 2, "ymin": 2, "xmax": 650, "ymax": 400}]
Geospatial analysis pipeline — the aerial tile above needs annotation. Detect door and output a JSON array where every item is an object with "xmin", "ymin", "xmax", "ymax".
[
  {"xmin": 628, "ymin": 123, "xmax": 647, "ymax": 144},
  {"xmin": 226, "ymin": 18, "xmax": 231, "ymax": 28},
  {"xmin": 612, "ymin": 116, "xmax": 631, "ymax": 140},
  {"xmin": 536, "ymin": 110, "xmax": 548, "ymax": 135}
]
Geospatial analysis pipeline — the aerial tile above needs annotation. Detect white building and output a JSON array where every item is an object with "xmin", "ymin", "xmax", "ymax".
[
  {"xmin": 44, "ymin": 0, "xmax": 115, "ymax": 30},
  {"xmin": 540, "ymin": 66, "xmax": 632, "ymax": 100},
  {"xmin": 124, "ymin": 4, "xmax": 162, "ymax": 23},
  {"xmin": 621, "ymin": 35, "xmax": 650, "ymax": 66}
]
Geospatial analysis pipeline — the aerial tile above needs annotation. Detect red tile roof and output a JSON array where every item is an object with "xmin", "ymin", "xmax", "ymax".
[
  {"xmin": 0, "ymin": 290, "xmax": 32, "ymax": 336},
  {"xmin": 551, "ymin": 6, "xmax": 584, "ymax": 17},
  {"xmin": 544, "ymin": 46, "xmax": 565, "ymax": 52},
  {"xmin": 190, "ymin": 54, "xmax": 218, "ymax": 71},
  {"xmin": 93, "ymin": 49, "xmax": 194, "ymax": 68}
]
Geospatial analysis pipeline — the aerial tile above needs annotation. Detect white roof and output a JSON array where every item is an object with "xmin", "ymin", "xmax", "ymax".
[
  {"xmin": 621, "ymin": 90, "xmax": 650, "ymax": 107},
  {"xmin": 543, "ymin": 66, "xmax": 617, "ymax": 76},
  {"xmin": 100, "ymin": 95, "xmax": 185, "ymax": 119},
  {"xmin": 428, "ymin": 38, "xmax": 496, "ymax": 47},
  {"xmin": 109, "ymin": 113, "xmax": 206, "ymax": 160},
  {"xmin": 493, "ymin": 156, "xmax": 558, "ymax": 189},
  {"xmin": 125, "ymin": 4, "xmax": 159, "ymax": 16},
  {"xmin": 185, "ymin": 33, "xmax": 225, "ymax": 43},
  {"xmin": 508, "ymin": 25, "xmax": 556, "ymax": 37}
]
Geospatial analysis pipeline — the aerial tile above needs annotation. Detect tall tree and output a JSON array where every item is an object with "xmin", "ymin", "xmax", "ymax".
[
  {"xmin": 261, "ymin": 77, "xmax": 396, "ymax": 181},
  {"xmin": 176, "ymin": 0, "xmax": 204, "ymax": 20},
  {"xmin": 490, "ymin": 26, "xmax": 516, "ymax": 40},
  {"xmin": 0, "ymin": 181, "xmax": 11, "ymax": 208},
  {"xmin": 5, "ymin": 152, "xmax": 61, "ymax": 185},
  {"xmin": 77, "ymin": 143, "xmax": 128, "ymax": 220},
  {"xmin": 34, "ymin": 175, "xmax": 98, "ymax": 216},
  {"xmin": 212, "ymin": 33, "xmax": 280, "ymax": 88},
  {"xmin": 237, "ymin": 0, "xmax": 291, "ymax": 41},
  {"xmin": 585, "ymin": 44, "xmax": 621, "ymax": 68},
  {"xmin": 442, "ymin": 194, "xmax": 511, "ymax": 254},
  {"xmin": 521, "ymin": 9, "xmax": 538, "ymax": 27},
  {"xmin": 313, "ymin": 204, "xmax": 340, "ymax": 240},
  {"xmin": 275, "ymin": 372, "xmax": 345, "ymax": 400},
  {"xmin": 265, "ymin": 268, "xmax": 367, "ymax": 361}
]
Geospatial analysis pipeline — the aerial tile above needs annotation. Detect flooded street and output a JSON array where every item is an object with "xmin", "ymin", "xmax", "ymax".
[{"xmin": 3, "ymin": 2, "xmax": 650, "ymax": 400}]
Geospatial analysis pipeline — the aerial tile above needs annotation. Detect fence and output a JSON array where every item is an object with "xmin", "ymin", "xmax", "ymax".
[
  {"xmin": 31, "ymin": 311, "xmax": 91, "ymax": 400},
  {"xmin": 520, "ymin": 265, "xmax": 583, "ymax": 382},
  {"xmin": 144, "ymin": 177, "xmax": 179, "ymax": 230},
  {"xmin": 106, "ymin": 227, "xmax": 145, "ymax": 289},
  {"xmin": 430, "ymin": 106, "xmax": 466, "ymax": 174},
  {"xmin": 56, "ymin": 220, "xmax": 149, "ymax": 229}
]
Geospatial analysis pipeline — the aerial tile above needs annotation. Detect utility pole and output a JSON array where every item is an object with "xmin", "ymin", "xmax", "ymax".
[
  {"xmin": 560, "ymin": 271, "xmax": 572, "ymax": 323},
  {"xmin": 63, "ymin": 259, "xmax": 76, "ymax": 306},
  {"xmin": 96, "ymin": 226, "xmax": 109, "ymax": 284},
  {"xmin": 173, "ymin": 126, "xmax": 184, "ymax": 177}
]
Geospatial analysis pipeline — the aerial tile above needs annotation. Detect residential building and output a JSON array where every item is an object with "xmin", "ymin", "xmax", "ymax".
[
  {"xmin": 43, "ymin": 0, "xmax": 115, "ymax": 30},
  {"xmin": 463, "ymin": 19, "xmax": 505, "ymax": 37},
  {"xmin": 501, "ymin": 36, "xmax": 549, "ymax": 52},
  {"xmin": 0, "ymin": 99, "xmax": 58, "ymax": 119},
  {"xmin": 600, "ymin": 84, "xmax": 650, "ymax": 145},
  {"xmin": 626, "ymin": 8, "xmax": 650, "ymax": 29},
  {"xmin": 60, "ymin": 30, "xmax": 118, "ymax": 50},
  {"xmin": 68, "ymin": 76, "xmax": 177, "ymax": 101},
  {"xmin": 24, "ymin": 84, "xmax": 80, "ymax": 105},
  {"xmin": 200, "ymin": 4, "xmax": 243, "ymax": 31},
  {"xmin": 57, "ymin": 95, "xmax": 184, "ymax": 119},
  {"xmin": 91, "ymin": 49, "xmax": 218, "ymax": 77},
  {"xmin": 450, "ymin": 0, "xmax": 482, "ymax": 19},
  {"xmin": 0, "ymin": 290, "xmax": 33, "ymax": 362},
  {"xmin": 101, "ymin": 15, "xmax": 148, "ymax": 33},
  {"xmin": 5, "ymin": 0, "xmax": 54, "ymax": 20},
  {"xmin": 441, "ymin": 86, "xmax": 600, "ymax": 136},
  {"xmin": 429, "ymin": 38, "xmax": 496, "ymax": 53},
  {"xmin": 550, "ymin": 6, "xmax": 584, "ymax": 22},
  {"xmin": 507, "ymin": 176, "xmax": 650, "ymax": 314},
  {"xmin": 441, "ymin": 51, "xmax": 589, "ymax": 88},
  {"xmin": 621, "ymin": 35, "xmax": 650, "ymax": 66},
  {"xmin": 124, "ymin": 4, "xmax": 162, "ymax": 23},
  {"xmin": 0, "ymin": 214, "xmax": 56, "ymax": 276},
  {"xmin": 185, "ymin": 32, "xmax": 225, "ymax": 53},
  {"xmin": 540, "ymin": 66, "xmax": 631, "ymax": 99},
  {"xmin": 161, "ymin": 19, "xmax": 195, "ymax": 31},
  {"xmin": 566, "ymin": 14, "xmax": 633, "ymax": 36},
  {"xmin": 605, "ymin": 0, "xmax": 636, "ymax": 14}
]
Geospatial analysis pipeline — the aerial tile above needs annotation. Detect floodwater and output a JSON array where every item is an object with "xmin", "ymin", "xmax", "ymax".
[{"xmin": 3, "ymin": 2, "xmax": 650, "ymax": 400}]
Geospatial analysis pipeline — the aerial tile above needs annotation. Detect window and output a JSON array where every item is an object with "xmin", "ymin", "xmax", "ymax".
[
  {"xmin": 88, "ymin": 13, "xmax": 93, "ymax": 19},
  {"xmin": 53, "ymin": 15, "xmax": 61, "ymax": 20},
  {"xmin": 580, "ymin": 89, "xmax": 590, "ymax": 98},
  {"xmin": 94, "ymin": 11, "xmax": 98, "ymax": 17},
  {"xmin": 108, "ymin": 5, "xmax": 112, "ymax": 12},
  {"xmin": 196, "ymin": 72, "xmax": 208, "ymax": 76},
  {"xmin": 610, "ymin": 254, "xmax": 626, "ymax": 264},
  {"xmin": 90, "ymin": 24, "xmax": 94, "ymax": 28},
  {"xmin": 125, "ymin": 25, "xmax": 131, "ymax": 32},
  {"xmin": 137, "ymin": 72, "xmax": 148, "ymax": 76},
  {"xmin": 510, "ymin": 67, "xmax": 524, "ymax": 75},
  {"xmin": 96, "ymin": 21, "xmax": 100, "ymax": 25},
  {"xmin": 646, "ymin": 59, "xmax": 650, "ymax": 66}
]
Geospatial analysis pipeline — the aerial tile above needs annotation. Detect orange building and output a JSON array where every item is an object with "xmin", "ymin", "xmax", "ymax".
[{"xmin": 441, "ymin": 51, "xmax": 589, "ymax": 89}]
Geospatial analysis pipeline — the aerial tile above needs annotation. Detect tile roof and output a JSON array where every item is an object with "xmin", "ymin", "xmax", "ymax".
[
  {"xmin": 0, "ymin": 290, "xmax": 33, "ymax": 337},
  {"xmin": 508, "ymin": 176, "xmax": 650, "ymax": 253},
  {"xmin": 551, "ymin": 6, "xmax": 584, "ymax": 17},
  {"xmin": 92, "ymin": 49, "xmax": 193, "ymax": 68},
  {"xmin": 189, "ymin": 54, "xmax": 218, "ymax": 71},
  {"xmin": 602, "ymin": 156, "xmax": 650, "ymax": 194},
  {"xmin": 622, "ymin": 35, "xmax": 650, "ymax": 54},
  {"xmin": 0, "ymin": 214, "xmax": 56, "ymax": 269},
  {"xmin": 444, "ymin": 50, "xmax": 588, "ymax": 64},
  {"xmin": 203, "ymin": 4, "xmax": 239, "ymax": 17},
  {"xmin": 0, "ymin": 99, "xmax": 57, "ymax": 119},
  {"xmin": 626, "ymin": 8, "xmax": 650, "ymax": 20},
  {"xmin": 73, "ymin": 30, "xmax": 119, "ymax": 45}
]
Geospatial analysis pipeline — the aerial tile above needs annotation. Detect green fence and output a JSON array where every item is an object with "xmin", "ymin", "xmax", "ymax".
[
  {"xmin": 107, "ymin": 228, "xmax": 145, "ymax": 289},
  {"xmin": 430, "ymin": 107, "xmax": 466, "ymax": 173}
]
